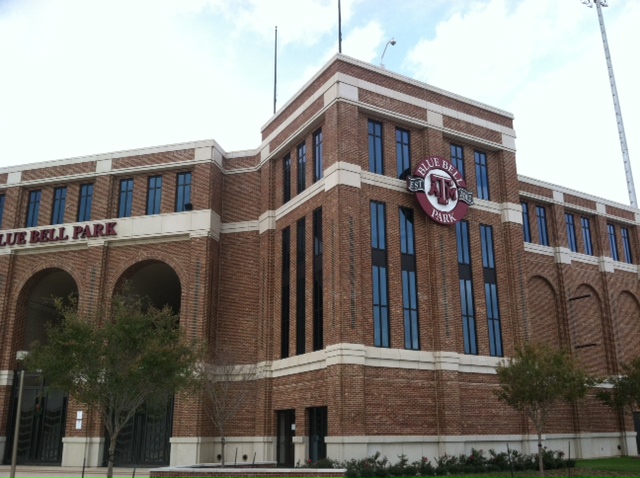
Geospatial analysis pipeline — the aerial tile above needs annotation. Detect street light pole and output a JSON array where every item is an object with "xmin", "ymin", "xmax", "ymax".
[
  {"xmin": 380, "ymin": 38, "xmax": 396, "ymax": 69},
  {"xmin": 9, "ymin": 368, "xmax": 25, "ymax": 478}
]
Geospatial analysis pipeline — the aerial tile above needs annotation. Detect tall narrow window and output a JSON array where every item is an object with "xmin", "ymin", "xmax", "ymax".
[
  {"xmin": 581, "ymin": 217, "xmax": 593, "ymax": 256},
  {"xmin": 566, "ymin": 213, "xmax": 578, "ymax": 252},
  {"xmin": 51, "ymin": 187, "xmax": 67, "ymax": 225},
  {"xmin": 456, "ymin": 220, "xmax": 477, "ymax": 355},
  {"xmin": 147, "ymin": 176, "xmax": 163, "ymax": 215},
  {"xmin": 481, "ymin": 225, "xmax": 503, "ymax": 357},
  {"xmin": 281, "ymin": 227, "xmax": 291, "ymax": 359},
  {"xmin": 608, "ymin": 224, "xmax": 619, "ymax": 261},
  {"xmin": 396, "ymin": 128, "xmax": 411, "ymax": 179},
  {"xmin": 118, "ymin": 178, "xmax": 134, "ymax": 218},
  {"xmin": 313, "ymin": 129, "xmax": 323, "ymax": 183},
  {"xmin": 175, "ymin": 172, "xmax": 192, "ymax": 212},
  {"xmin": 313, "ymin": 208, "xmax": 323, "ymax": 351},
  {"xmin": 371, "ymin": 201, "xmax": 389, "ymax": 347},
  {"xmin": 77, "ymin": 184, "xmax": 94, "ymax": 222},
  {"xmin": 400, "ymin": 207, "xmax": 419, "ymax": 350},
  {"xmin": 450, "ymin": 144, "xmax": 465, "ymax": 178},
  {"xmin": 536, "ymin": 205, "xmax": 549, "ymax": 246},
  {"xmin": 0, "ymin": 194, "xmax": 5, "ymax": 229},
  {"xmin": 368, "ymin": 120, "xmax": 384, "ymax": 175},
  {"xmin": 296, "ymin": 218, "xmax": 306, "ymax": 355},
  {"xmin": 522, "ymin": 202, "xmax": 532, "ymax": 243},
  {"xmin": 26, "ymin": 190, "xmax": 42, "ymax": 227},
  {"xmin": 297, "ymin": 142, "xmax": 307, "ymax": 193},
  {"xmin": 283, "ymin": 154, "xmax": 291, "ymax": 203},
  {"xmin": 474, "ymin": 151, "xmax": 490, "ymax": 200},
  {"xmin": 622, "ymin": 227, "xmax": 633, "ymax": 264}
]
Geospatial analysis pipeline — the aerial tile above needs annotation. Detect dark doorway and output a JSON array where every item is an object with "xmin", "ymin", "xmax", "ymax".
[
  {"xmin": 3, "ymin": 373, "xmax": 68, "ymax": 465},
  {"xmin": 634, "ymin": 412, "xmax": 640, "ymax": 455},
  {"xmin": 308, "ymin": 407, "xmax": 327, "ymax": 463},
  {"xmin": 277, "ymin": 409, "xmax": 295, "ymax": 467}
]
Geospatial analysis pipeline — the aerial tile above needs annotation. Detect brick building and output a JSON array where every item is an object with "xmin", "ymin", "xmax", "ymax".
[{"xmin": 0, "ymin": 54, "xmax": 638, "ymax": 468}]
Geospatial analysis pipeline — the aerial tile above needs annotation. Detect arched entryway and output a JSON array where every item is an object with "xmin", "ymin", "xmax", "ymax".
[
  {"xmin": 104, "ymin": 260, "xmax": 182, "ymax": 467},
  {"xmin": 3, "ymin": 269, "xmax": 78, "ymax": 465}
]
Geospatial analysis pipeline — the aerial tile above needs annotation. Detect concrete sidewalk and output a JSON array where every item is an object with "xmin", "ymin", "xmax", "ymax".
[{"xmin": 0, "ymin": 466, "xmax": 151, "ymax": 477}]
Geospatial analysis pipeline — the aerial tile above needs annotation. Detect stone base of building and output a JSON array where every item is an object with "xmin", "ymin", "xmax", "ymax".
[
  {"xmin": 61, "ymin": 437, "xmax": 105, "ymax": 467},
  {"xmin": 170, "ymin": 436, "xmax": 274, "ymax": 467}
]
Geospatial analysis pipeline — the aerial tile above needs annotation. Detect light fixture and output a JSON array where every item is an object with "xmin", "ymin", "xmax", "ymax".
[{"xmin": 380, "ymin": 37, "xmax": 396, "ymax": 69}]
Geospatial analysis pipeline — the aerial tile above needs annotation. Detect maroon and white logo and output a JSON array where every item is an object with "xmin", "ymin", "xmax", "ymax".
[{"xmin": 406, "ymin": 156, "xmax": 473, "ymax": 225}]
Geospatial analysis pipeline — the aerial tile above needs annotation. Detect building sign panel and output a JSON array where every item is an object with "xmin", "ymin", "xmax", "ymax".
[{"xmin": 0, "ymin": 222, "xmax": 117, "ymax": 248}]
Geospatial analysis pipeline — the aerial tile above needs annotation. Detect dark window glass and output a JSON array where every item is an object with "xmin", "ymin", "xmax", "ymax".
[
  {"xmin": 522, "ymin": 202, "xmax": 532, "ymax": 243},
  {"xmin": 566, "ymin": 213, "xmax": 578, "ymax": 252},
  {"xmin": 396, "ymin": 128, "xmax": 411, "ymax": 179},
  {"xmin": 481, "ymin": 224, "xmax": 502, "ymax": 357},
  {"xmin": 147, "ymin": 176, "xmax": 163, "ymax": 215},
  {"xmin": 0, "ymin": 194, "xmax": 5, "ymax": 229},
  {"xmin": 536, "ymin": 205, "xmax": 549, "ymax": 246},
  {"xmin": 51, "ymin": 187, "xmax": 67, "ymax": 225},
  {"xmin": 608, "ymin": 224, "xmax": 619, "ymax": 261},
  {"xmin": 281, "ymin": 227, "xmax": 291, "ymax": 359},
  {"xmin": 450, "ymin": 144, "xmax": 465, "ymax": 178},
  {"xmin": 368, "ymin": 120, "xmax": 384, "ymax": 174},
  {"xmin": 296, "ymin": 218, "xmax": 306, "ymax": 355},
  {"xmin": 313, "ymin": 129, "xmax": 323, "ymax": 183},
  {"xmin": 26, "ymin": 190, "xmax": 42, "ymax": 227},
  {"xmin": 371, "ymin": 201, "xmax": 389, "ymax": 347},
  {"xmin": 297, "ymin": 142, "xmax": 306, "ymax": 193},
  {"xmin": 581, "ymin": 217, "xmax": 594, "ymax": 256},
  {"xmin": 118, "ymin": 179, "xmax": 134, "ymax": 218},
  {"xmin": 622, "ymin": 227, "xmax": 633, "ymax": 264},
  {"xmin": 283, "ymin": 154, "xmax": 291, "ymax": 203},
  {"xmin": 313, "ymin": 208, "xmax": 323, "ymax": 351},
  {"xmin": 400, "ymin": 207, "xmax": 419, "ymax": 350},
  {"xmin": 78, "ymin": 184, "xmax": 94, "ymax": 222},
  {"xmin": 456, "ymin": 220, "xmax": 477, "ymax": 355},
  {"xmin": 176, "ymin": 172, "xmax": 192, "ymax": 212},
  {"xmin": 474, "ymin": 151, "xmax": 490, "ymax": 200}
]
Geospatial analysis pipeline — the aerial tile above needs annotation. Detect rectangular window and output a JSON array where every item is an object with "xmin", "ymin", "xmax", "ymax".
[
  {"xmin": 26, "ymin": 190, "xmax": 42, "ymax": 227},
  {"xmin": 581, "ymin": 217, "xmax": 594, "ymax": 256},
  {"xmin": 622, "ymin": 227, "xmax": 633, "ymax": 264},
  {"xmin": 313, "ymin": 208, "xmax": 323, "ymax": 351},
  {"xmin": 521, "ymin": 202, "xmax": 532, "ymax": 243},
  {"xmin": 297, "ymin": 142, "xmax": 306, "ymax": 193},
  {"xmin": 368, "ymin": 120, "xmax": 384, "ymax": 175},
  {"xmin": 474, "ymin": 151, "xmax": 489, "ymax": 200},
  {"xmin": 281, "ymin": 227, "xmax": 291, "ymax": 359},
  {"xmin": 77, "ymin": 184, "xmax": 94, "ymax": 222},
  {"xmin": 313, "ymin": 129, "xmax": 323, "ymax": 183},
  {"xmin": 608, "ymin": 224, "xmax": 619, "ymax": 261},
  {"xmin": 0, "ymin": 194, "xmax": 5, "ymax": 229},
  {"xmin": 118, "ymin": 178, "xmax": 134, "ymax": 218},
  {"xmin": 371, "ymin": 201, "xmax": 389, "ymax": 347},
  {"xmin": 450, "ymin": 144, "xmax": 465, "ymax": 178},
  {"xmin": 175, "ymin": 172, "xmax": 192, "ymax": 212},
  {"xmin": 147, "ymin": 176, "xmax": 163, "ymax": 215},
  {"xmin": 296, "ymin": 218, "xmax": 306, "ymax": 355},
  {"xmin": 481, "ymin": 225, "xmax": 502, "ymax": 357},
  {"xmin": 536, "ymin": 205, "xmax": 549, "ymax": 246},
  {"xmin": 400, "ymin": 207, "xmax": 419, "ymax": 350},
  {"xmin": 283, "ymin": 154, "xmax": 291, "ymax": 203},
  {"xmin": 456, "ymin": 220, "xmax": 477, "ymax": 355},
  {"xmin": 566, "ymin": 213, "xmax": 578, "ymax": 252},
  {"xmin": 51, "ymin": 187, "xmax": 67, "ymax": 225},
  {"xmin": 396, "ymin": 128, "xmax": 411, "ymax": 179}
]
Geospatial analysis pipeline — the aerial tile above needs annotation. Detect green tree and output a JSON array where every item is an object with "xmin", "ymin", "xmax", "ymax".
[
  {"xmin": 495, "ymin": 343, "xmax": 591, "ymax": 477},
  {"xmin": 25, "ymin": 294, "xmax": 201, "ymax": 478}
]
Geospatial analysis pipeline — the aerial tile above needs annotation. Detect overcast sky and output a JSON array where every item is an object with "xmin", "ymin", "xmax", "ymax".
[{"xmin": 0, "ymin": 0, "xmax": 638, "ymax": 205}]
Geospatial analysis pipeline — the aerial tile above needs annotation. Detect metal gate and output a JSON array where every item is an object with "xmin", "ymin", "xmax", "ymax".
[{"xmin": 3, "ymin": 372, "xmax": 67, "ymax": 465}]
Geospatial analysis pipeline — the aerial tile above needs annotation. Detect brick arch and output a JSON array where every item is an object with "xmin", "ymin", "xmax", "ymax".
[
  {"xmin": 613, "ymin": 290, "xmax": 640, "ymax": 366},
  {"xmin": 526, "ymin": 275, "xmax": 561, "ymax": 347},
  {"xmin": 568, "ymin": 283, "xmax": 608, "ymax": 376}
]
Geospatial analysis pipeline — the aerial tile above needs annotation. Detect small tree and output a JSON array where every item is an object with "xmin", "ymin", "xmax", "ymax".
[
  {"xmin": 25, "ymin": 294, "xmax": 201, "ymax": 478},
  {"xmin": 596, "ymin": 355, "xmax": 640, "ymax": 453},
  {"xmin": 199, "ymin": 350, "xmax": 259, "ymax": 465},
  {"xmin": 495, "ymin": 343, "xmax": 591, "ymax": 477}
]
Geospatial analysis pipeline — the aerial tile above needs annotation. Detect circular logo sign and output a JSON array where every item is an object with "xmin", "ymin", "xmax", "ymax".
[{"xmin": 406, "ymin": 156, "xmax": 474, "ymax": 225}]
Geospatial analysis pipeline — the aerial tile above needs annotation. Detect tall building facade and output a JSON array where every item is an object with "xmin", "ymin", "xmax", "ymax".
[{"xmin": 0, "ymin": 55, "xmax": 638, "ymax": 468}]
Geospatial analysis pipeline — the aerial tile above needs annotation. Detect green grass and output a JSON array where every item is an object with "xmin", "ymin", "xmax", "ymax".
[{"xmin": 576, "ymin": 456, "xmax": 640, "ymax": 474}]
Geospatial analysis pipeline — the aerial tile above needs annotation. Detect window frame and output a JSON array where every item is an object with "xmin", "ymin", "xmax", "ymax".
[
  {"xmin": 474, "ymin": 151, "xmax": 490, "ymax": 200},
  {"xmin": 368, "ymin": 120, "xmax": 384, "ymax": 175},
  {"xmin": 175, "ymin": 172, "xmax": 192, "ymax": 212},
  {"xmin": 26, "ymin": 190, "xmax": 42, "ymax": 228},
  {"xmin": 51, "ymin": 187, "xmax": 67, "ymax": 225},
  {"xmin": 118, "ymin": 178, "xmax": 134, "ymax": 218},
  {"xmin": 396, "ymin": 128, "xmax": 411, "ymax": 179},
  {"xmin": 146, "ymin": 175, "xmax": 163, "ymax": 215}
]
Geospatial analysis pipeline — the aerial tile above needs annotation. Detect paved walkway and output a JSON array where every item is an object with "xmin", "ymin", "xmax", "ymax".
[{"xmin": 0, "ymin": 466, "xmax": 151, "ymax": 477}]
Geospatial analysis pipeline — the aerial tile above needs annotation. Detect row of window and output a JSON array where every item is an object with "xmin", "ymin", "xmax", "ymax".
[
  {"xmin": 283, "ymin": 129, "xmax": 323, "ymax": 203},
  {"xmin": 0, "ymin": 172, "xmax": 192, "ymax": 230},
  {"xmin": 522, "ymin": 201, "xmax": 633, "ymax": 264}
]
